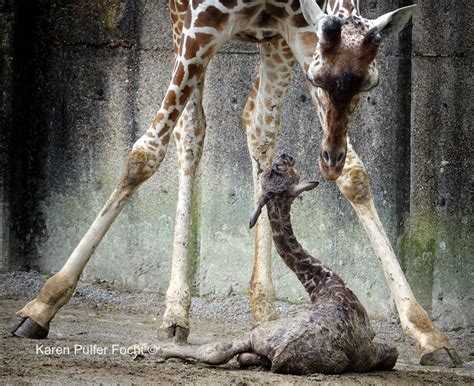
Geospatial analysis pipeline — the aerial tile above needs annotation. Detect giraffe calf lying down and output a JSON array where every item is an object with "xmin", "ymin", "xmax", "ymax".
[{"xmin": 133, "ymin": 154, "xmax": 398, "ymax": 374}]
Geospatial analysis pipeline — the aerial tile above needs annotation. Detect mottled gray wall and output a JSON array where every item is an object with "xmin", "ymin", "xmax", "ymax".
[
  {"xmin": 402, "ymin": 0, "xmax": 473, "ymax": 328},
  {"xmin": 0, "ymin": 0, "xmax": 15, "ymax": 272},
  {"xmin": 1, "ymin": 1, "xmax": 472, "ymax": 329}
]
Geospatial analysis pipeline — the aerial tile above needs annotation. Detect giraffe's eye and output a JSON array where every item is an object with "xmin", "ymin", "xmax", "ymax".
[
  {"xmin": 372, "ymin": 32, "xmax": 383, "ymax": 45},
  {"xmin": 307, "ymin": 71, "xmax": 324, "ymax": 89},
  {"xmin": 363, "ymin": 27, "xmax": 384, "ymax": 47},
  {"xmin": 311, "ymin": 79, "xmax": 324, "ymax": 89}
]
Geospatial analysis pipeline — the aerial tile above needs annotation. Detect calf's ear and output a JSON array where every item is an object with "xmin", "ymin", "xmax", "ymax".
[
  {"xmin": 249, "ymin": 193, "xmax": 272, "ymax": 229},
  {"xmin": 291, "ymin": 180, "xmax": 319, "ymax": 198}
]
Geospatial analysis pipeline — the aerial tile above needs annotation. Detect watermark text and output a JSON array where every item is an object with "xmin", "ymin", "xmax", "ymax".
[{"xmin": 35, "ymin": 344, "xmax": 157, "ymax": 356}]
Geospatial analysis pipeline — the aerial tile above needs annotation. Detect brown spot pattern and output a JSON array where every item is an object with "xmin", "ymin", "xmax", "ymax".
[
  {"xmin": 291, "ymin": 13, "xmax": 307, "ymax": 28},
  {"xmin": 174, "ymin": 62, "xmax": 185, "ymax": 86},
  {"xmin": 188, "ymin": 63, "xmax": 203, "ymax": 79},
  {"xmin": 220, "ymin": 0, "xmax": 237, "ymax": 8},
  {"xmin": 180, "ymin": 84, "xmax": 193, "ymax": 105},
  {"xmin": 195, "ymin": 6, "xmax": 229, "ymax": 31}
]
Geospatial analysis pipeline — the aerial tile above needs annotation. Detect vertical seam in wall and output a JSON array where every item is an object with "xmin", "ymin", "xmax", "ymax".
[
  {"xmin": 126, "ymin": 0, "xmax": 141, "ymax": 146},
  {"xmin": 397, "ymin": 0, "xmax": 413, "ymax": 271},
  {"xmin": 9, "ymin": 0, "xmax": 42, "ymax": 271}
]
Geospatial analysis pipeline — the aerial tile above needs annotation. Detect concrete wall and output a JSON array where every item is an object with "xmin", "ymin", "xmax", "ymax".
[
  {"xmin": 1, "ymin": 1, "xmax": 472, "ymax": 329},
  {"xmin": 401, "ymin": 0, "xmax": 473, "ymax": 328},
  {"xmin": 0, "ymin": 0, "xmax": 15, "ymax": 272}
]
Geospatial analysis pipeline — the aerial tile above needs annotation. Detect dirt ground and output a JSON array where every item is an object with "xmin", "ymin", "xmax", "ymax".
[{"xmin": 1, "ymin": 272, "xmax": 473, "ymax": 385}]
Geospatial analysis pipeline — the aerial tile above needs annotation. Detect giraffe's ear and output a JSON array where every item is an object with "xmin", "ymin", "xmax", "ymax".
[
  {"xmin": 249, "ymin": 204, "xmax": 263, "ymax": 229},
  {"xmin": 291, "ymin": 180, "xmax": 319, "ymax": 198},
  {"xmin": 300, "ymin": 0, "xmax": 324, "ymax": 29},
  {"xmin": 249, "ymin": 193, "xmax": 271, "ymax": 229},
  {"xmin": 373, "ymin": 5, "xmax": 416, "ymax": 37}
]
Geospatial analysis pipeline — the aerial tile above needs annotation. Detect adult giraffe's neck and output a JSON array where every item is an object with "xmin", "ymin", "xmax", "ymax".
[{"xmin": 266, "ymin": 198, "xmax": 344, "ymax": 303}]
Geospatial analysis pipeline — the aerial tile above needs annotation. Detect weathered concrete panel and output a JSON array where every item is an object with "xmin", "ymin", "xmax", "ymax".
[
  {"xmin": 0, "ymin": 0, "xmax": 15, "ymax": 272},
  {"xmin": 406, "ymin": 55, "xmax": 473, "ymax": 328},
  {"xmin": 400, "ymin": 0, "xmax": 474, "ymax": 329},
  {"xmin": 411, "ymin": 0, "xmax": 473, "ymax": 57}
]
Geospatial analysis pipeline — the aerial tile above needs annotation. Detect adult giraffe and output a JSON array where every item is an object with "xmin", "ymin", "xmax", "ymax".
[{"xmin": 11, "ymin": 0, "xmax": 460, "ymax": 366}]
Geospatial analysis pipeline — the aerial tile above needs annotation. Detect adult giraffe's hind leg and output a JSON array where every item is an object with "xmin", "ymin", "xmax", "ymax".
[
  {"xmin": 244, "ymin": 39, "xmax": 295, "ymax": 324},
  {"xmin": 161, "ymin": 84, "xmax": 206, "ymax": 343},
  {"xmin": 336, "ymin": 144, "xmax": 461, "ymax": 367}
]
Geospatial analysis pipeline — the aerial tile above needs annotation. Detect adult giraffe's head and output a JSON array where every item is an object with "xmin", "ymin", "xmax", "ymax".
[{"xmin": 300, "ymin": 0, "xmax": 415, "ymax": 181}]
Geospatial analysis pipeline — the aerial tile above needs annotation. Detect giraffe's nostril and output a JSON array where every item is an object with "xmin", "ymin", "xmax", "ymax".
[
  {"xmin": 337, "ymin": 152, "xmax": 345, "ymax": 164},
  {"xmin": 322, "ymin": 151, "xmax": 330, "ymax": 164}
]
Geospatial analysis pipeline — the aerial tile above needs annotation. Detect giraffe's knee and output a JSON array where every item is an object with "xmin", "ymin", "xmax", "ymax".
[
  {"xmin": 175, "ymin": 130, "xmax": 205, "ymax": 175},
  {"xmin": 123, "ymin": 149, "xmax": 158, "ymax": 187},
  {"xmin": 337, "ymin": 166, "xmax": 372, "ymax": 205},
  {"xmin": 248, "ymin": 135, "xmax": 276, "ymax": 169}
]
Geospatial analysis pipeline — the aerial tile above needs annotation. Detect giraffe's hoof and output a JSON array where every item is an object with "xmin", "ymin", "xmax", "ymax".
[
  {"xmin": 237, "ymin": 353, "xmax": 272, "ymax": 368},
  {"xmin": 162, "ymin": 325, "xmax": 189, "ymax": 344},
  {"xmin": 420, "ymin": 348, "xmax": 462, "ymax": 367},
  {"xmin": 11, "ymin": 316, "xmax": 49, "ymax": 339}
]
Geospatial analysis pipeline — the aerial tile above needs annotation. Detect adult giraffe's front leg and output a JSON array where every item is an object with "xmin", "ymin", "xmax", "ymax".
[
  {"xmin": 11, "ymin": 21, "xmax": 223, "ymax": 338},
  {"xmin": 159, "ymin": 1, "xmax": 206, "ymax": 343},
  {"xmin": 244, "ymin": 39, "xmax": 295, "ymax": 324},
  {"xmin": 336, "ymin": 143, "xmax": 461, "ymax": 366},
  {"xmin": 161, "ymin": 84, "xmax": 206, "ymax": 342}
]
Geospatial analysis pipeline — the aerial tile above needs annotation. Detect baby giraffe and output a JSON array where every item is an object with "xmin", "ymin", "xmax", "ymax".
[{"xmin": 135, "ymin": 154, "xmax": 398, "ymax": 374}]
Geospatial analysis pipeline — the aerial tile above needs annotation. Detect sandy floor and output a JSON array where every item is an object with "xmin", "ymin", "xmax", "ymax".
[{"xmin": 1, "ymin": 272, "xmax": 473, "ymax": 384}]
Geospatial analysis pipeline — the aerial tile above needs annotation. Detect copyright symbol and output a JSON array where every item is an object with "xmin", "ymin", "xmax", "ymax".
[{"xmin": 147, "ymin": 344, "xmax": 159, "ymax": 355}]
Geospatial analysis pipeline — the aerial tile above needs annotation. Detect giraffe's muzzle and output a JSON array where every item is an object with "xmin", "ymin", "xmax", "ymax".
[{"xmin": 318, "ymin": 146, "xmax": 346, "ymax": 181}]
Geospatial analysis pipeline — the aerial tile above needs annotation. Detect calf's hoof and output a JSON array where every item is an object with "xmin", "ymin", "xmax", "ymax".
[
  {"xmin": 237, "ymin": 353, "xmax": 271, "ymax": 368},
  {"xmin": 420, "ymin": 348, "xmax": 462, "ymax": 367},
  {"xmin": 11, "ymin": 316, "xmax": 49, "ymax": 339}
]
